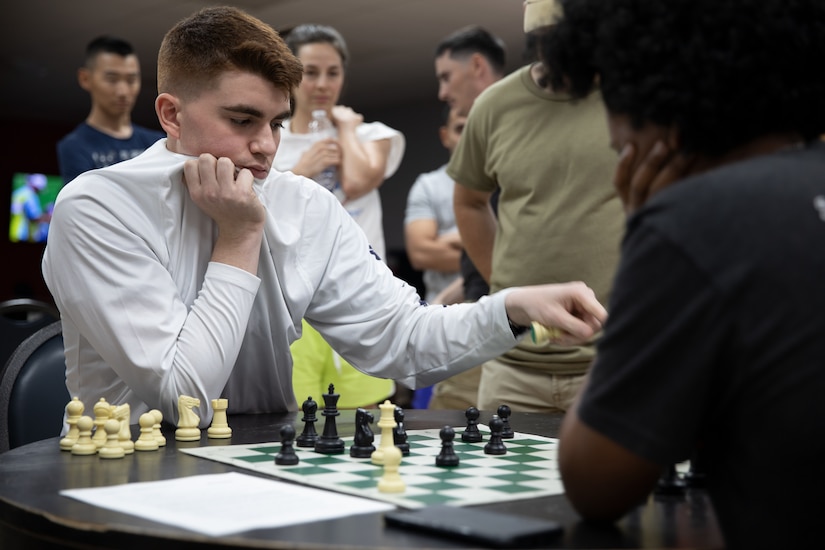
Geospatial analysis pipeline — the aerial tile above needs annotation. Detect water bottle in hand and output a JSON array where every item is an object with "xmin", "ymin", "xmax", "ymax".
[{"xmin": 308, "ymin": 109, "xmax": 339, "ymax": 192}]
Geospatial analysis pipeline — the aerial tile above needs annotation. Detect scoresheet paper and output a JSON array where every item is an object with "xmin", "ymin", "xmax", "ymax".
[{"xmin": 60, "ymin": 471, "xmax": 395, "ymax": 537}]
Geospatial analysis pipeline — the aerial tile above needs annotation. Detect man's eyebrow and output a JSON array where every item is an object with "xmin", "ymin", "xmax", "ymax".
[{"xmin": 223, "ymin": 104, "xmax": 264, "ymax": 118}]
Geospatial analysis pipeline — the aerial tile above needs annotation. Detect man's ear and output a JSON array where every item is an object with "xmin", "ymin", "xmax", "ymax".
[
  {"xmin": 155, "ymin": 93, "xmax": 181, "ymax": 138},
  {"xmin": 438, "ymin": 125, "xmax": 450, "ymax": 149},
  {"xmin": 470, "ymin": 52, "xmax": 487, "ymax": 78},
  {"xmin": 77, "ymin": 68, "xmax": 91, "ymax": 92}
]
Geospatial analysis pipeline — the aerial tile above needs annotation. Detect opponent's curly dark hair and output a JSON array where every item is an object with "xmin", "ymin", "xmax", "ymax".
[{"xmin": 542, "ymin": 0, "xmax": 825, "ymax": 156}]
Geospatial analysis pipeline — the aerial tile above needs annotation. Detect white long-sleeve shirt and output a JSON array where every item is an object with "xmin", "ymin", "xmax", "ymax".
[{"xmin": 43, "ymin": 140, "xmax": 518, "ymax": 428}]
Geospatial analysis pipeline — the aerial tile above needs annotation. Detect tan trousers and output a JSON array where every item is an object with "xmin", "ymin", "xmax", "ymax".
[
  {"xmin": 427, "ymin": 365, "xmax": 483, "ymax": 410},
  {"xmin": 477, "ymin": 358, "xmax": 586, "ymax": 413}
]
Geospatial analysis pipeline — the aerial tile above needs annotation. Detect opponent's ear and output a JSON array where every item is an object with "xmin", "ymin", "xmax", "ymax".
[{"xmin": 155, "ymin": 93, "xmax": 181, "ymax": 138}]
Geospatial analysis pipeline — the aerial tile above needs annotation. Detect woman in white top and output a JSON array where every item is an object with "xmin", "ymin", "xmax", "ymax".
[
  {"xmin": 274, "ymin": 24, "xmax": 405, "ymax": 261},
  {"xmin": 275, "ymin": 24, "xmax": 404, "ymax": 407}
]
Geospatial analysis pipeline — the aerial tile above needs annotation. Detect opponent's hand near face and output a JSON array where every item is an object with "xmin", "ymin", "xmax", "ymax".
[
  {"xmin": 615, "ymin": 142, "xmax": 695, "ymax": 215},
  {"xmin": 504, "ymin": 282, "xmax": 607, "ymax": 346},
  {"xmin": 183, "ymin": 154, "xmax": 265, "ymax": 274}
]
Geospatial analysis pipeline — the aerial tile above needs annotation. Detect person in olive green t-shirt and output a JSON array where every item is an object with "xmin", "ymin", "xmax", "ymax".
[{"xmin": 449, "ymin": 54, "xmax": 624, "ymax": 413}]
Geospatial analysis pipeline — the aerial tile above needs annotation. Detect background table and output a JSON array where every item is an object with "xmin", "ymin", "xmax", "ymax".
[{"xmin": 0, "ymin": 409, "xmax": 725, "ymax": 549}]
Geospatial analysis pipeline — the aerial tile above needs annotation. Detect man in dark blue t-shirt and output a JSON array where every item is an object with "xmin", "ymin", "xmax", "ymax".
[{"xmin": 57, "ymin": 35, "xmax": 164, "ymax": 184}]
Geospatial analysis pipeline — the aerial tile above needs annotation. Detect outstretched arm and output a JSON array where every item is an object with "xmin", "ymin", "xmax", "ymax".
[{"xmin": 503, "ymin": 282, "xmax": 607, "ymax": 345}]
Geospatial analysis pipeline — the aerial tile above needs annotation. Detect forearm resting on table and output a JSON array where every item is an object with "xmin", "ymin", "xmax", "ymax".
[{"xmin": 559, "ymin": 402, "xmax": 662, "ymax": 521}]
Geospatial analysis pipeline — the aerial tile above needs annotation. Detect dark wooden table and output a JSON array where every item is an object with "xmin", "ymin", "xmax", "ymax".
[{"xmin": 0, "ymin": 409, "xmax": 725, "ymax": 549}]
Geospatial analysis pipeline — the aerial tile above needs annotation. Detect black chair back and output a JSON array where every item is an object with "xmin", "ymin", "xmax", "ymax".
[
  {"xmin": 0, "ymin": 298, "xmax": 60, "ymax": 370},
  {"xmin": 0, "ymin": 321, "xmax": 68, "ymax": 452}
]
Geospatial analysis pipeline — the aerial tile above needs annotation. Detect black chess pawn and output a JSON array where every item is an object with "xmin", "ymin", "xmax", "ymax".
[
  {"xmin": 350, "ymin": 408, "xmax": 376, "ymax": 458},
  {"xmin": 484, "ymin": 415, "xmax": 507, "ymax": 455},
  {"xmin": 461, "ymin": 406, "xmax": 483, "ymax": 443},
  {"xmin": 296, "ymin": 396, "xmax": 319, "ymax": 447},
  {"xmin": 392, "ymin": 406, "xmax": 410, "ymax": 456},
  {"xmin": 497, "ymin": 404, "xmax": 515, "ymax": 439},
  {"xmin": 275, "ymin": 424, "xmax": 300, "ymax": 465},
  {"xmin": 315, "ymin": 383, "xmax": 345, "ymax": 454},
  {"xmin": 435, "ymin": 425, "xmax": 460, "ymax": 467},
  {"xmin": 654, "ymin": 463, "xmax": 687, "ymax": 495}
]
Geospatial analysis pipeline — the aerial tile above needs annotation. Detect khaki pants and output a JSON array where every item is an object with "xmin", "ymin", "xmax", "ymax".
[
  {"xmin": 477, "ymin": 358, "xmax": 586, "ymax": 413},
  {"xmin": 427, "ymin": 365, "xmax": 483, "ymax": 410}
]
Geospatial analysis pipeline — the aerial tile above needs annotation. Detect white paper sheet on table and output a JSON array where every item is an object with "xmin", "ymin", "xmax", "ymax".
[{"xmin": 60, "ymin": 471, "xmax": 396, "ymax": 537}]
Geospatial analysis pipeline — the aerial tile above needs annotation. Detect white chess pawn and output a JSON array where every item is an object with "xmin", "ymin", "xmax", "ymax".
[
  {"xmin": 135, "ymin": 412, "xmax": 160, "ymax": 451},
  {"xmin": 59, "ymin": 397, "xmax": 84, "ymax": 451},
  {"xmin": 98, "ymin": 418, "xmax": 126, "ymax": 459},
  {"xmin": 92, "ymin": 398, "xmax": 112, "ymax": 449},
  {"xmin": 377, "ymin": 444, "xmax": 405, "ymax": 493},
  {"xmin": 207, "ymin": 398, "xmax": 232, "ymax": 439},
  {"xmin": 71, "ymin": 415, "xmax": 98, "ymax": 455},
  {"xmin": 150, "ymin": 409, "xmax": 166, "ymax": 446},
  {"xmin": 371, "ymin": 400, "xmax": 397, "ymax": 466}
]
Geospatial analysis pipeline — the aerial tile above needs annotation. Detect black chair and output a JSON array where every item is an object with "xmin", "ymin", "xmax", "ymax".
[
  {"xmin": 0, "ymin": 321, "xmax": 68, "ymax": 453},
  {"xmin": 0, "ymin": 298, "xmax": 60, "ymax": 370}
]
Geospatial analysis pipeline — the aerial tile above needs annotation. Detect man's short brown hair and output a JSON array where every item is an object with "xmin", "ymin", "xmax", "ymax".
[{"xmin": 157, "ymin": 6, "xmax": 303, "ymax": 101}]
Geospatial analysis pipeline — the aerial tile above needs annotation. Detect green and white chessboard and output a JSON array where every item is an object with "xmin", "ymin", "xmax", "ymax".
[{"xmin": 181, "ymin": 426, "xmax": 564, "ymax": 509}]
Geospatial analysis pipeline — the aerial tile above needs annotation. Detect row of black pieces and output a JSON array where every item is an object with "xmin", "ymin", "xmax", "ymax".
[
  {"xmin": 460, "ymin": 405, "xmax": 514, "ymax": 443},
  {"xmin": 435, "ymin": 406, "xmax": 515, "ymax": 467},
  {"xmin": 276, "ymin": 384, "xmax": 410, "ymax": 465}
]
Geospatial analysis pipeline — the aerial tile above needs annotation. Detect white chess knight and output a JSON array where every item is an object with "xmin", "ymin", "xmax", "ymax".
[{"xmin": 175, "ymin": 395, "xmax": 201, "ymax": 441}]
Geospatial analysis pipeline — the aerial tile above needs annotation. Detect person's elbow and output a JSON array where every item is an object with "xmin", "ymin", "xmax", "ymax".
[{"xmin": 559, "ymin": 413, "xmax": 662, "ymax": 522}]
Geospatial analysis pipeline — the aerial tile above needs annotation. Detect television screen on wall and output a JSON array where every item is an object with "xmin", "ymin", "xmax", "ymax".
[{"xmin": 9, "ymin": 172, "xmax": 63, "ymax": 243}]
